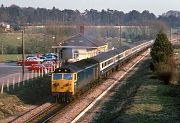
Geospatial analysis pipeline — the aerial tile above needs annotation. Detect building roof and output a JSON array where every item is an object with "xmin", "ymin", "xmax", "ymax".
[{"xmin": 59, "ymin": 34, "xmax": 106, "ymax": 48}]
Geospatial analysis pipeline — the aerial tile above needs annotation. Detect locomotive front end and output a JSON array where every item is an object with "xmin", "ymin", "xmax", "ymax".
[
  {"xmin": 51, "ymin": 73, "xmax": 77, "ymax": 95},
  {"xmin": 51, "ymin": 67, "xmax": 78, "ymax": 102}
]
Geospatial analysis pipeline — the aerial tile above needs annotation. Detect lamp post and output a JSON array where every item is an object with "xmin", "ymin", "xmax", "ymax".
[
  {"xmin": 52, "ymin": 36, "xmax": 55, "ymax": 53},
  {"xmin": 52, "ymin": 36, "xmax": 55, "ymax": 43},
  {"xmin": 170, "ymin": 28, "xmax": 172, "ymax": 41},
  {"xmin": 22, "ymin": 30, "xmax": 25, "ymax": 83},
  {"xmin": 119, "ymin": 25, "xmax": 122, "ymax": 48}
]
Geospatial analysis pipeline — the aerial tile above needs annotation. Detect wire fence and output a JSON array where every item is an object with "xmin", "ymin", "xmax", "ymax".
[{"xmin": 0, "ymin": 65, "xmax": 58, "ymax": 94}]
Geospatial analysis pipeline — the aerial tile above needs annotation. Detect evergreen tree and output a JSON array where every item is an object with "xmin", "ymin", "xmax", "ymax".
[
  {"xmin": 150, "ymin": 30, "xmax": 175, "ymax": 84},
  {"xmin": 150, "ymin": 30, "xmax": 173, "ymax": 63}
]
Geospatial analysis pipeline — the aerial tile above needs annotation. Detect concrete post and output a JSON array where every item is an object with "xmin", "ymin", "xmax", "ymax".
[{"xmin": 1, "ymin": 81, "xmax": 4, "ymax": 94}]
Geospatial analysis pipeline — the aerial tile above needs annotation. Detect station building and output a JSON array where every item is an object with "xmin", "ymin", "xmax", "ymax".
[{"xmin": 52, "ymin": 33, "xmax": 108, "ymax": 63}]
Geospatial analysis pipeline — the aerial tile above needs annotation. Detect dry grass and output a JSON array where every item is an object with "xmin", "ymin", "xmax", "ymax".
[{"xmin": 0, "ymin": 75, "xmax": 52, "ymax": 120}]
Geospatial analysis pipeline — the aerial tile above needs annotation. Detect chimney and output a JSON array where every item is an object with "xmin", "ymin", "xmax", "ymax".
[{"xmin": 80, "ymin": 25, "xmax": 84, "ymax": 35}]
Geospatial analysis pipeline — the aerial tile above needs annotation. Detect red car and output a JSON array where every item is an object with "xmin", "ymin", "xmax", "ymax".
[
  {"xmin": 17, "ymin": 60, "xmax": 39, "ymax": 66},
  {"xmin": 27, "ymin": 64, "xmax": 55, "ymax": 72},
  {"xmin": 17, "ymin": 57, "xmax": 42, "ymax": 66}
]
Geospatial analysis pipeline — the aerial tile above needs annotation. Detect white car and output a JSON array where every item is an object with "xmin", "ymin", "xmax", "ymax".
[{"xmin": 26, "ymin": 57, "xmax": 44, "ymax": 62}]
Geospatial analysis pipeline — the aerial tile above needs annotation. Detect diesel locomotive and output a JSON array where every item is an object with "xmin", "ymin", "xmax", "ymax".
[{"xmin": 51, "ymin": 40, "xmax": 154, "ymax": 101}]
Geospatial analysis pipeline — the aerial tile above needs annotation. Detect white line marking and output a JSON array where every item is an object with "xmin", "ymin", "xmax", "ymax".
[{"xmin": 71, "ymin": 51, "xmax": 149, "ymax": 123}]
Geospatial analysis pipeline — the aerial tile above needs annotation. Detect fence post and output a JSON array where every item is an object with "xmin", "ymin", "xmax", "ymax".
[
  {"xmin": 27, "ymin": 73, "xmax": 29, "ymax": 83},
  {"xmin": 41, "ymin": 69, "xmax": 44, "ymax": 77},
  {"xmin": 7, "ymin": 79, "xmax": 9, "ymax": 92},
  {"xmin": 31, "ymin": 72, "xmax": 33, "ymax": 82},
  {"xmin": 18, "ymin": 74, "xmax": 21, "ymax": 87},
  {"xmin": 34, "ymin": 70, "xmax": 36, "ymax": 79},
  {"xmin": 31, "ymin": 70, "xmax": 34, "ymax": 80},
  {"xmin": 47, "ymin": 69, "xmax": 49, "ymax": 74},
  {"xmin": 38, "ymin": 70, "xmax": 40, "ymax": 77},
  {"xmin": 1, "ymin": 81, "xmax": 4, "ymax": 94},
  {"xmin": 13, "ymin": 77, "xmax": 15, "ymax": 90},
  {"xmin": 35, "ymin": 70, "xmax": 37, "ymax": 79}
]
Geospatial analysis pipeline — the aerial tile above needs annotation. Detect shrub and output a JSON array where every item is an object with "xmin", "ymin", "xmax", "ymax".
[{"xmin": 155, "ymin": 57, "xmax": 176, "ymax": 84}]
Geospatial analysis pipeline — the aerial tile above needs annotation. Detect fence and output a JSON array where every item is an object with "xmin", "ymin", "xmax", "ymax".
[{"xmin": 0, "ymin": 65, "xmax": 58, "ymax": 94}]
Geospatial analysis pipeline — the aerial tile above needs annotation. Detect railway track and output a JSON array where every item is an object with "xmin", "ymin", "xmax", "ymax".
[{"xmin": 24, "ymin": 103, "xmax": 64, "ymax": 123}]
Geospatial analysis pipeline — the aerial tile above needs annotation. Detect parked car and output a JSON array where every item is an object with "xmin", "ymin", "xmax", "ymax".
[
  {"xmin": 26, "ymin": 55, "xmax": 36, "ymax": 59},
  {"xmin": 26, "ymin": 57, "xmax": 44, "ymax": 62},
  {"xmin": 17, "ymin": 57, "xmax": 44, "ymax": 66},
  {"xmin": 44, "ymin": 55, "xmax": 57, "ymax": 61},
  {"xmin": 17, "ymin": 61, "xmax": 39, "ymax": 66}
]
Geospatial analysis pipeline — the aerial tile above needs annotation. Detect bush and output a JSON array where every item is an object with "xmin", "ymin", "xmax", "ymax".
[{"xmin": 155, "ymin": 61, "xmax": 175, "ymax": 84}]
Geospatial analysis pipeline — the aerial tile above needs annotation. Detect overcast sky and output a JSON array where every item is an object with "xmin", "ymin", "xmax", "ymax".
[{"xmin": 0, "ymin": 0, "xmax": 180, "ymax": 16}]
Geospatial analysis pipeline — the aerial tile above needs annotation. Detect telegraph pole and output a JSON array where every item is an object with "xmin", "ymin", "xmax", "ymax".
[
  {"xmin": 22, "ymin": 29, "xmax": 25, "ymax": 83},
  {"xmin": 1, "ymin": 43, "xmax": 3, "ymax": 55},
  {"xmin": 119, "ymin": 25, "xmax": 122, "ymax": 48},
  {"xmin": 170, "ymin": 28, "xmax": 172, "ymax": 41},
  {"xmin": 178, "ymin": 30, "xmax": 179, "ymax": 45}
]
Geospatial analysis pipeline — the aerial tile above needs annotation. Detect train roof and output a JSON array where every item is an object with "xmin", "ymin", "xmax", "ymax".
[
  {"xmin": 54, "ymin": 58, "xmax": 98, "ymax": 73},
  {"xmin": 90, "ymin": 40, "xmax": 148, "ymax": 62},
  {"xmin": 91, "ymin": 45, "xmax": 130, "ymax": 62}
]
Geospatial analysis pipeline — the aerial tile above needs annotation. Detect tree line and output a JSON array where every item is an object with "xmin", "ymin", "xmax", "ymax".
[{"xmin": 0, "ymin": 4, "xmax": 180, "ymax": 27}]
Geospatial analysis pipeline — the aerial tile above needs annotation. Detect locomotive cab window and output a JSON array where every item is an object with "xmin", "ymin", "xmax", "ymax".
[
  {"xmin": 64, "ymin": 73, "xmax": 73, "ymax": 80},
  {"xmin": 53, "ymin": 74, "xmax": 62, "ymax": 80}
]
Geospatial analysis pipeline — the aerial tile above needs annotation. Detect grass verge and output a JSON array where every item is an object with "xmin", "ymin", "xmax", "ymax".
[
  {"xmin": 0, "ymin": 54, "xmax": 21, "ymax": 63},
  {"xmin": 92, "ymin": 58, "xmax": 180, "ymax": 123}
]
